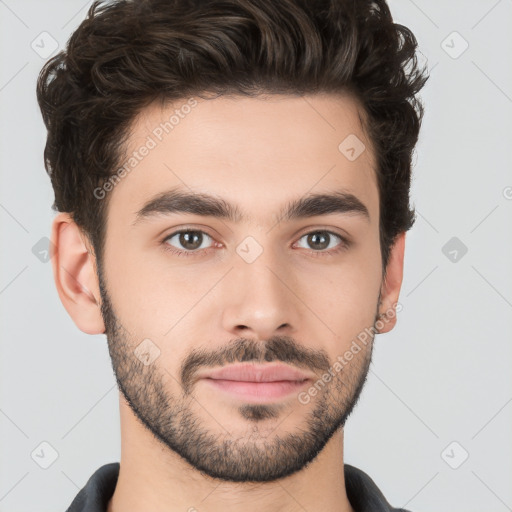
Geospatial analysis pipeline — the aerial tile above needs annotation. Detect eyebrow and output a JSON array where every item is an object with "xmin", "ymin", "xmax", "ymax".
[{"xmin": 132, "ymin": 187, "xmax": 370, "ymax": 226}]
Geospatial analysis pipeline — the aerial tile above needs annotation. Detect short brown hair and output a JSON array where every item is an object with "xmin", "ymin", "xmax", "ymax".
[{"xmin": 36, "ymin": 0, "xmax": 429, "ymax": 272}]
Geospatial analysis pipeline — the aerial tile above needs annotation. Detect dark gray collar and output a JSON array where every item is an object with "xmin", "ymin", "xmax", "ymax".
[{"xmin": 66, "ymin": 462, "xmax": 411, "ymax": 512}]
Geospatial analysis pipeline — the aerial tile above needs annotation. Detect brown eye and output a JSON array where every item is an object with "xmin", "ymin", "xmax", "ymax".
[
  {"xmin": 306, "ymin": 232, "xmax": 330, "ymax": 250},
  {"xmin": 163, "ymin": 230, "xmax": 214, "ymax": 254},
  {"xmin": 295, "ymin": 230, "xmax": 349, "ymax": 256}
]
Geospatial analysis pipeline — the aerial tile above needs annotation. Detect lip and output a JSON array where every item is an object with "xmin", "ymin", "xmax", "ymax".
[
  {"xmin": 197, "ymin": 363, "xmax": 314, "ymax": 403},
  {"xmin": 198, "ymin": 363, "xmax": 314, "ymax": 382}
]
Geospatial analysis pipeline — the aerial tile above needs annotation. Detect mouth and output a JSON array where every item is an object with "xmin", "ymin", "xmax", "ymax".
[
  {"xmin": 197, "ymin": 363, "xmax": 313, "ymax": 403},
  {"xmin": 202, "ymin": 378, "xmax": 310, "ymax": 402}
]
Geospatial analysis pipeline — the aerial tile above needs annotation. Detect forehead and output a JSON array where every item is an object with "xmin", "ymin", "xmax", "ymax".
[{"xmin": 107, "ymin": 93, "xmax": 379, "ymax": 227}]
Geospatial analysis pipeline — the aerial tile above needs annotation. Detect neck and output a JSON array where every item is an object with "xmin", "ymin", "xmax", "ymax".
[{"xmin": 107, "ymin": 396, "xmax": 355, "ymax": 512}]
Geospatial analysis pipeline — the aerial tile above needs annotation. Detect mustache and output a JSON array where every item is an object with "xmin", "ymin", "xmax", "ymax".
[{"xmin": 180, "ymin": 336, "xmax": 331, "ymax": 394}]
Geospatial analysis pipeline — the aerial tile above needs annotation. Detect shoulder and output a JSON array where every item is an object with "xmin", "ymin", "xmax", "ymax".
[{"xmin": 344, "ymin": 464, "xmax": 413, "ymax": 512}]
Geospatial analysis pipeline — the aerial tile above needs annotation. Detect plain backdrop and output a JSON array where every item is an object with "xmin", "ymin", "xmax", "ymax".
[{"xmin": 1, "ymin": 1, "xmax": 511, "ymax": 511}]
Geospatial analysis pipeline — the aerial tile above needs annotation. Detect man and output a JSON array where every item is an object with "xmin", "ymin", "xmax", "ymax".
[{"xmin": 36, "ymin": 0, "xmax": 428, "ymax": 511}]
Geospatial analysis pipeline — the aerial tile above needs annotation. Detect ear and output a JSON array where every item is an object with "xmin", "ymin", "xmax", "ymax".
[
  {"xmin": 50, "ymin": 212, "xmax": 105, "ymax": 334},
  {"xmin": 376, "ymin": 231, "xmax": 406, "ymax": 334}
]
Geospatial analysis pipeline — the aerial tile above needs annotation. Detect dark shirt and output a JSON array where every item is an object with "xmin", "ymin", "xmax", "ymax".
[{"xmin": 66, "ymin": 462, "xmax": 411, "ymax": 512}]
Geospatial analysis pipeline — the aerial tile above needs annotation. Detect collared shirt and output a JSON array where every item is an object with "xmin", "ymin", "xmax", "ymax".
[{"xmin": 66, "ymin": 462, "xmax": 412, "ymax": 512}]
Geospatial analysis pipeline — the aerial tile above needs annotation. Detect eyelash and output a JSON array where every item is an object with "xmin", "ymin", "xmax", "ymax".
[{"xmin": 161, "ymin": 228, "xmax": 351, "ymax": 258}]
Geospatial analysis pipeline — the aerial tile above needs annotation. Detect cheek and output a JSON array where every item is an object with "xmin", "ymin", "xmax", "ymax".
[
  {"xmin": 104, "ymin": 239, "xmax": 218, "ymax": 341},
  {"xmin": 102, "ymin": 235, "xmax": 168, "ymax": 331},
  {"xmin": 302, "ymin": 262, "xmax": 379, "ymax": 323},
  {"xmin": 297, "ymin": 242, "xmax": 382, "ymax": 342}
]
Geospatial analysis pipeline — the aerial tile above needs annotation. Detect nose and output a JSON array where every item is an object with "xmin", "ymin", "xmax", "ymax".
[{"xmin": 221, "ymin": 247, "xmax": 301, "ymax": 340}]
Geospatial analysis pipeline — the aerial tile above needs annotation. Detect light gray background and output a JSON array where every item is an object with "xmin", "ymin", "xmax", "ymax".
[{"xmin": 1, "ymin": 1, "xmax": 511, "ymax": 511}]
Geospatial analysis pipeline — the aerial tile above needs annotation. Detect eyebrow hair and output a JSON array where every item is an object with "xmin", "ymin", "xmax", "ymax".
[{"xmin": 132, "ymin": 186, "xmax": 370, "ymax": 226}]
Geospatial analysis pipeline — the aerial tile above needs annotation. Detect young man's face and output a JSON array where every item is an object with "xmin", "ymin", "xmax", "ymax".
[{"xmin": 64, "ymin": 93, "xmax": 404, "ymax": 482}]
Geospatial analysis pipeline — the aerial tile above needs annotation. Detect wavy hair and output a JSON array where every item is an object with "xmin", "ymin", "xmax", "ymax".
[{"xmin": 37, "ymin": 0, "xmax": 429, "ymax": 271}]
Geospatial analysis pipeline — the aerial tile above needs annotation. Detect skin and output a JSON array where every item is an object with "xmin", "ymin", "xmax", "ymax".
[{"xmin": 51, "ymin": 93, "xmax": 405, "ymax": 512}]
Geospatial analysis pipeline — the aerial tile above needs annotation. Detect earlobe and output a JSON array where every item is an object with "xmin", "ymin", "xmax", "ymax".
[
  {"xmin": 50, "ymin": 212, "xmax": 105, "ymax": 335},
  {"xmin": 376, "ymin": 232, "xmax": 406, "ymax": 334}
]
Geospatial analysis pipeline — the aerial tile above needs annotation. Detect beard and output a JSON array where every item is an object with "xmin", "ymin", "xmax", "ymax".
[{"xmin": 97, "ymin": 262, "xmax": 379, "ymax": 483}]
